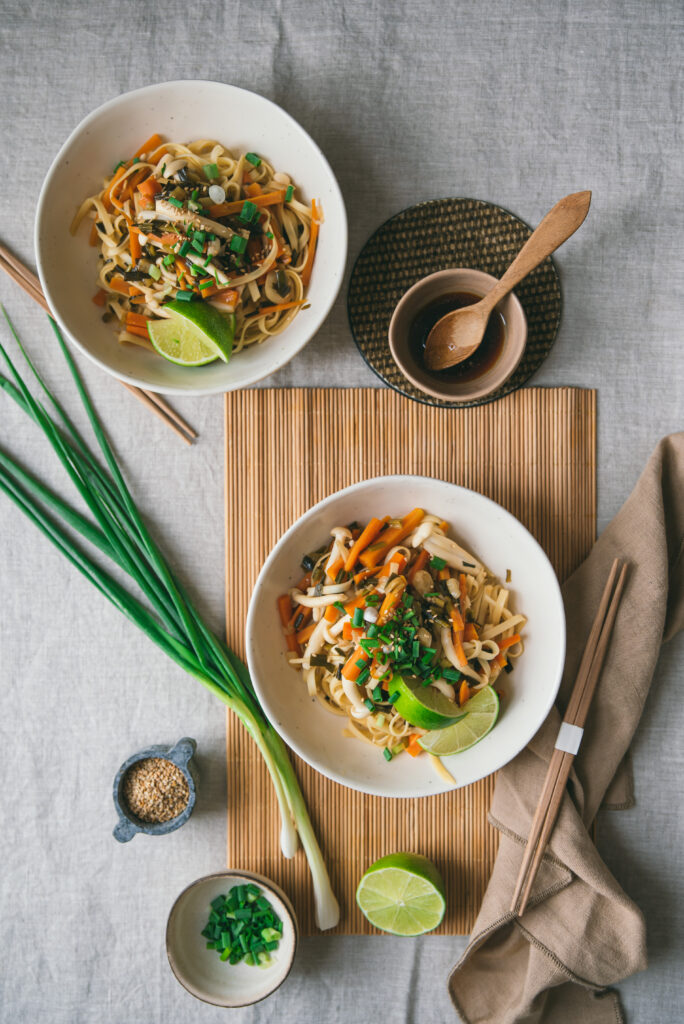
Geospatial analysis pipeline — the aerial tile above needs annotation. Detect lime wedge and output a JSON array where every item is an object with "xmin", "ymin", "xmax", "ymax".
[
  {"xmin": 417, "ymin": 685, "xmax": 499, "ymax": 755},
  {"xmin": 356, "ymin": 852, "xmax": 446, "ymax": 936},
  {"xmin": 148, "ymin": 302, "xmax": 235, "ymax": 366},
  {"xmin": 390, "ymin": 673, "xmax": 465, "ymax": 730}
]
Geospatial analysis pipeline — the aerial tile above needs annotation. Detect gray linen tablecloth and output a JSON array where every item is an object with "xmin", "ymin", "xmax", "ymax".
[{"xmin": 0, "ymin": 2, "xmax": 682, "ymax": 1021}]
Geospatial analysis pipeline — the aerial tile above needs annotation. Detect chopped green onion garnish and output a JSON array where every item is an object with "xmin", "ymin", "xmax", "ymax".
[
  {"xmin": 383, "ymin": 748, "xmax": 392, "ymax": 762},
  {"xmin": 364, "ymin": 698, "xmax": 375, "ymax": 711},
  {"xmin": 132, "ymin": 156, "xmax": 140, "ymax": 164},
  {"xmin": 167, "ymin": 197, "xmax": 184, "ymax": 208},
  {"xmin": 148, "ymin": 265, "xmax": 161, "ymax": 281},
  {"xmin": 191, "ymin": 238, "xmax": 204, "ymax": 254},
  {"xmin": 357, "ymin": 668, "xmax": 370, "ymax": 685},
  {"xmin": 175, "ymin": 290, "xmax": 194, "ymax": 301},
  {"xmin": 388, "ymin": 691, "xmax": 400, "ymax": 704},
  {"xmin": 203, "ymin": 163, "xmax": 220, "ymax": 179},
  {"xmin": 352, "ymin": 607, "xmax": 364, "ymax": 627},
  {"xmin": 430, "ymin": 556, "xmax": 447, "ymax": 570},
  {"xmin": 162, "ymin": 254, "xmax": 174, "ymax": 266},
  {"xmin": 355, "ymin": 658, "xmax": 367, "ymax": 670},
  {"xmin": 113, "ymin": 160, "xmax": 125, "ymax": 173},
  {"xmin": 230, "ymin": 235, "xmax": 247, "ymax": 254},
  {"xmin": 245, "ymin": 152, "xmax": 261, "ymax": 167},
  {"xmin": 199, "ymin": 279, "xmax": 214, "ymax": 290},
  {"xmin": 239, "ymin": 200, "xmax": 258, "ymax": 224},
  {"xmin": 443, "ymin": 668, "xmax": 462, "ymax": 682},
  {"xmin": 191, "ymin": 189, "xmax": 199, "ymax": 201},
  {"xmin": 285, "ymin": 184, "xmax": 294, "ymax": 202},
  {"xmin": 372, "ymin": 685, "xmax": 382, "ymax": 701},
  {"xmin": 367, "ymin": 623, "xmax": 378, "ymax": 637}
]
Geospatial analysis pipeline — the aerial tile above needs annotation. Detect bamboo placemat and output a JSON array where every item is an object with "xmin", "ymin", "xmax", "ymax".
[{"xmin": 225, "ymin": 386, "xmax": 596, "ymax": 935}]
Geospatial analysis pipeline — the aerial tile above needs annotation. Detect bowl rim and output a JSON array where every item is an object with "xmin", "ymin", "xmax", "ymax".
[
  {"xmin": 246, "ymin": 473, "xmax": 566, "ymax": 797},
  {"xmin": 165, "ymin": 869, "xmax": 298, "ymax": 1007},
  {"xmin": 388, "ymin": 268, "xmax": 527, "ymax": 402},
  {"xmin": 34, "ymin": 79, "xmax": 348, "ymax": 396}
]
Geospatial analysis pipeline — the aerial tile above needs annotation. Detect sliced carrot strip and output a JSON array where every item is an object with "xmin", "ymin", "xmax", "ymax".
[
  {"xmin": 296, "ymin": 622, "xmax": 316, "ymax": 644},
  {"xmin": 406, "ymin": 548, "xmax": 430, "ymax": 584},
  {"xmin": 134, "ymin": 133, "xmax": 163, "ymax": 159},
  {"xmin": 209, "ymin": 189, "xmax": 285, "ymax": 219},
  {"xmin": 378, "ymin": 585, "xmax": 405, "ymax": 625},
  {"xmin": 257, "ymin": 300, "xmax": 306, "ymax": 317},
  {"xmin": 406, "ymin": 734, "xmax": 424, "ymax": 758},
  {"xmin": 360, "ymin": 509, "xmax": 426, "ymax": 569},
  {"xmin": 458, "ymin": 680, "xmax": 470, "ymax": 706},
  {"xmin": 344, "ymin": 516, "xmax": 389, "ymax": 572},
  {"xmin": 277, "ymin": 594, "xmax": 293, "ymax": 627},
  {"xmin": 125, "ymin": 324, "xmax": 151, "ymax": 340},
  {"xmin": 92, "ymin": 289, "xmax": 107, "ymax": 307},
  {"xmin": 324, "ymin": 605, "xmax": 340, "ymax": 623},
  {"xmin": 288, "ymin": 605, "xmax": 312, "ymax": 631},
  {"xmin": 437, "ymin": 567, "xmax": 450, "ymax": 580},
  {"xmin": 244, "ymin": 182, "xmax": 263, "ymax": 197},
  {"xmin": 125, "ymin": 311, "xmax": 150, "ymax": 328},
  {"xmin": 108, "ymin": 276, "xmax": 133, "ymax": 296},
  {"xmin": 342, "ymin": 644, "xmax": 370, "ymax": 681},
  {"xmin": 464, "ymin": 623, "xmax": 479, "ymax": 642},
  {"xmin": 137, "ymin": 176, "xmax": 160, "ymax": 198},
  {"xmin": 326, "ymin": 556, "xmax": 344, "ymax": 579},
  {"xmin": 285, "ymin": 634, "xmax": 301, "ymax": 656},
  {"xmin": 301, "ymin": 199, "xmax": 321, "ymax": 287}
]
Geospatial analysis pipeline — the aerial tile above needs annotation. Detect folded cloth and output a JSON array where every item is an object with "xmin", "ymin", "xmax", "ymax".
[{"xmin": 448, "ymin": 432, "xmax": 684, "ymax": 1024}]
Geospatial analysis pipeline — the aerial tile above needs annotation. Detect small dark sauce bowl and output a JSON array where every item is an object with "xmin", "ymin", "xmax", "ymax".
[{"xmin": 388, "ymin": 269, "xmax": 527, "ymax": 402}]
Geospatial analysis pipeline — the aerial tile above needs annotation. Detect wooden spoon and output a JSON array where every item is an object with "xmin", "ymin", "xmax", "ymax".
[{"xmin": 423, "ymin": 190, "xmax": 592, "ymax": 371}]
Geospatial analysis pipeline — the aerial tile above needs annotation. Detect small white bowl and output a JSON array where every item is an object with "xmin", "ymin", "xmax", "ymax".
[
  {"xmin": 246, "ymin": 476, "xmax": 565, "ymax": 798},
  {"xmin": 166, "ymin": 870, "xmax": 298, "ymax": 1007},
  {"xmin": 35, "ymin": 80, "xmax": 347, "ymax": 395}
]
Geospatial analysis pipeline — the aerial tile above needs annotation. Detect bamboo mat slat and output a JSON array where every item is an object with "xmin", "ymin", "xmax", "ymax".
[{"xmin": 225, "ymin": 387, "xmax": 596, "ymax": 935}]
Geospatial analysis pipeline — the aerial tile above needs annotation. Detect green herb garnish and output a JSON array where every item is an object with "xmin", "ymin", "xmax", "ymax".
[{"xmin": 201, "ymin": 885, "xmax": 282, "ymax": 966}]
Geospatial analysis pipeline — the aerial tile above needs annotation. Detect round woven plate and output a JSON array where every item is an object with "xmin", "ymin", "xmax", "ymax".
[{"xmin": 347, "ymin": 198, "xmax": 562, "ymax": 408}]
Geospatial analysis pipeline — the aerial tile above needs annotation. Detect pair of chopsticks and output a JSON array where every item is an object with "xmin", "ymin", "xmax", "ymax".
[
  {"xmin": 510, "ymin": 557, "xmax": 628, "ymax": 917},
  {"xmin": 0, "ymin": 242, "xmax": 197, "ymax": 446}
]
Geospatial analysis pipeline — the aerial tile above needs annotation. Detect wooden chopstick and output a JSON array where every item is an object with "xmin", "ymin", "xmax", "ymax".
[
  {"xmin": 510, "ymin": 558, "xmax": 628, "ymax": 916},
  {"xmin": 0, "ymin": 242, "xmax": 197, "ymax": 445}
]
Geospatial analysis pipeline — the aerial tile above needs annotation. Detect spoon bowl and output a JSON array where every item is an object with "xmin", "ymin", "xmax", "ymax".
[{"xmin": 423, "ymin": 303, "xmax": 491, "ymax": 371}]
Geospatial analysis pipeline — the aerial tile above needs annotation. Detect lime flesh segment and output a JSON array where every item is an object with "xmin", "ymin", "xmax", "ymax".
[
  {"xmin": 417, "ymin": 685, "xmax": 500, "ymax": 755},
  {"xmin": 390, "ymin": 672, "xmax": 465, "ymax": 730},
  {"xmin": 148, "ymin": 303, "xmax": 235, "ymax": 366},
  {"xmin": 356, "ymin": 853, "xmax": 446, "ymax": 936}
]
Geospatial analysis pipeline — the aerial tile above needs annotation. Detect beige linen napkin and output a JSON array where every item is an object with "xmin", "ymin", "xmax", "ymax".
[{"xmin": 448, "ymin": 432, "xmax": 684, "ymax": 1024}]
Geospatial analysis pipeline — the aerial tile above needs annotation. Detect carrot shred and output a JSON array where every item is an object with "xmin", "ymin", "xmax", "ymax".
[
  {"xmin": 300, "ymin": 198, "xmax": 321, "ymax": 287},
  {"xmin": 406, "ymin": 548, "xmax": 430, "ymax": 584},
  {"xmin": 342, "ymin": 621, "xmax": 364, "ymax": 642},
  {"xmin": 127, "ymin": 222, "xmax": 142, "ymax": 260},
  {"xmin": 296, "ymin": 572, "xmax": 313, "ymax": 590},
  {"xmin": 498, "ymin": 633, "xmax": 521, "ymax": 651},
  {"xmin": 324, "ymin": 605, "xmax": 340, "ymax": 623},
  {"xmin": 288, "ymin": 605, "xmax": 311, "ymax": 631},
  {"xmin": 459, "ymin": 573, "xmax": 468, "ymax": 617},
  {"xmin": 109, "ymin": 276, "xmax": 133, "ymax": 296},
  {"xmin": 209, "ymin": 189, "xmax": 285, "ymax": 219},
  {"xmin": 438, "ymin": 567, "xmax": 451, "ymax": 580},
  {"xmin": 125, "ymin": 324, "xmax": 151, "ymax": 340},
  {"xmin": 245, "ymin": 182, "xmax": 263, "ymax": 197},
  {"xmin": 326, "ymin": 556, "xmax": 345, "ymax": 579},
  {"xmin": 103, "ymin": 164, "xmax": 127, "ymax": 210},
  {"xmin": 377, "ymin": 585, "xmax": 404, "ymax": 625},
  {"xmin": 438, "ymin": 520, "xmax": 449, "ymax": 532},
  {"xmin": 134, "ymin": 133, "xmax": 163, "ymax": 159},
  {"xmin": 450, "ymin": 607, "xmax": 465, "ymax": 632},
  {"xmin": 256, "ymin": 300, "xmax": 306, "ymax": 317},
  {"xmin": 296, "ymin": 622, "xmax": 316, "ymax": 644},
  {"xmin": 342, "ymin": 644, "xmax": 370, "ymax": 681},
  {"xmin": 92, "ymin": 289, "xmax": 107, "ymax": 307},
  {"xmin": 353, "ymin": 567, "xmax": 380, "ymax": 585},
  {"xmin": 137, "ymin": 176, "xmax": 160, "ymax": 198},
  {"xmin": 458, "ymin": 680, "xmax": 471, "ymax": 706},
  {"xmin": 359, "ymin": 509, "xmax": 425, "ymax": 569},
  {"xmin": 285, "ymin": 634, "xmax": 301, "ymax": 656},
  {"xmin": 344, "ymin": 516, "xmax": 389, "ymax": 572},
  {"xmin": 277, "ymin": 594, "xmax": 293, "ymax": 627},
  {"xmin": 378, "ymin": 554, "xmax": 407, "ymax": 578},
  {"xmin": 464, "ymin": 622, "xmax": 479, "ymax": 642},
  {"xmin": 125, "ymin": 311, "xmax": 150, "ymax": 328},
  {"xmin": 343, "ymin": 594, "xmax": 368, "ymax": 616},
  {"xmin": 406, "ymin": 734, "xmax": 424, "ymax": 758},
  {"xmin": 147, "ymin": 232, "xmax": 179, "ymax": 245}
]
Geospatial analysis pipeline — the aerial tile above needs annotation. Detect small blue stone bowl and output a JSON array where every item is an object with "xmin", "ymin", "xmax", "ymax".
[{"xmin": 113, "ymin": 737, "xmax": 198, "ymax": 842}]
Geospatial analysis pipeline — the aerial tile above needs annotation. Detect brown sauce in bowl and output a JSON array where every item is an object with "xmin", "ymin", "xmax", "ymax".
[{"xmin": 408, "ymin": 292, "xmax": 506, "ymax": 382}]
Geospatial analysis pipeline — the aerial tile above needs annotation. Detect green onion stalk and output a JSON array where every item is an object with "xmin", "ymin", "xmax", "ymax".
[{"xmin": 0, "ymin": 311, "xmax": 339, "ymax": 931}]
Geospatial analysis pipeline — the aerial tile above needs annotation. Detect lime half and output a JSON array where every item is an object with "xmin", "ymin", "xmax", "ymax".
[
  {"xmin": 417, "ymin": 685, "xmax": 499, "ymax": 755},
  {"xmin": 148, "ymin": 302, "xmax": 235, "ymax": 366},
  {"xmin": 356, "ymin": 852, "xmax": 446, "ymax": 936},
  {"xmin": 390, "ymin": 673, "xmax": 465, "ymax": 730}
]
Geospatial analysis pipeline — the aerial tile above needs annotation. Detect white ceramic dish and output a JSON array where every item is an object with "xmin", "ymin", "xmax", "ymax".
[
  {"xmin": 35, "ymin": 80, "xmax": 347, "ymax": 395},
  {"xmin": 166, "ymin": 870, "xmax": 297, "ymax": 1007},
  {"xmin": 246, "ymin": 476, "xmax": 566, "ymax": 798}
]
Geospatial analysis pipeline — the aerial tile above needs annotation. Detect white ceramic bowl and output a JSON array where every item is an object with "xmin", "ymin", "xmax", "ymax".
[
  {"xmin": 166, "ymin": 870, "xmax": 297, "ymax": 1007},
  {"xmin": 246, "ymin": 476, "xmax": 565, "ymax": 798},
  {"xmin": 35, "ymin": 80, "xmax": 347, "ymax": 395}
]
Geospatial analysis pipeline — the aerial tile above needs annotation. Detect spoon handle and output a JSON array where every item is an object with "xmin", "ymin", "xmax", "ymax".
[{"xmin": 482, "ymin": 190, "xmax": 592, "ymax": 310}]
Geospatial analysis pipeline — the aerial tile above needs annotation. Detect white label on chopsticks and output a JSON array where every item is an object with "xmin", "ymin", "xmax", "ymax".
[{"xmin": 555, "ymin": 722, "xmax": 583, "ymax": 755}]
